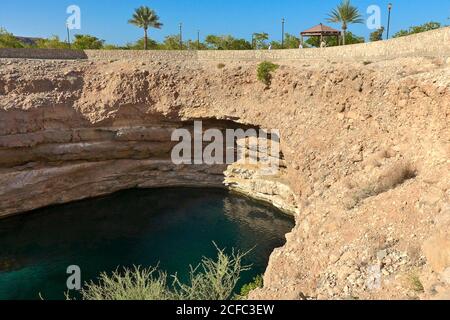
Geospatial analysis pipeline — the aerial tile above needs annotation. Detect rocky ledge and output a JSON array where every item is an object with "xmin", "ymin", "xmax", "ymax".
[{"xmin": 0, "ymin": 52, "xmax": 449, "ymax": 299}]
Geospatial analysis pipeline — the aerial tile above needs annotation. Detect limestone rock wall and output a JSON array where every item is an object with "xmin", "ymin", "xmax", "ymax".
[
  {"xmin": 0, "ymin": 122, "xmax": 226, "ymax": 217},
  {"xmin": 0, "ymin": 35, "xmax": 449, "ymax": 299},
  {"xmin": 224, "ymin": 137, "xmax": 299, "ymax": 214},
  {"xmin": 0, "ymin": 120, "xmax": 296, "ymax": 218}
]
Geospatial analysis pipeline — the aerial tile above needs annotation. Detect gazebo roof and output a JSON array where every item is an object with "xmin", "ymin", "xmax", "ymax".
[{"xmin": 301, "ymin": 23, "xmax": 341, "ymax": 36}]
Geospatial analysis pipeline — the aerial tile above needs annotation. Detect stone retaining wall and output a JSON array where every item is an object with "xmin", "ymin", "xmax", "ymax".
[
  {"xmin": 0, "ymin": 48, "xmax": 88, "ymax": 59},
  {"xmin": 0, "ymin": 27, "xmax": 449, "ymax": 61}
]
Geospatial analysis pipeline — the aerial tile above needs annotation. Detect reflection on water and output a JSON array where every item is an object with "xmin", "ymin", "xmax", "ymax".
[{"xmin": 0, "ymin": 188, "xmax": 293, "ymax": 300}]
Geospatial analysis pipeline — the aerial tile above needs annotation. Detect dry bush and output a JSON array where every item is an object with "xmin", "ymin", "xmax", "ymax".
[
  {"xmin": 77, "ymin": 244, "xmax": 251, "ymax": 300},
  {"xmin": 344, "ymin": 162, "xmax": 417, "ymax": 209},
  {"xmin": 405, "ymin": 272, "xmax": 425, "ymax": 293},
  {"xmin": 376, "ymin": 162, "xmax": 417, "ymax": 193}
]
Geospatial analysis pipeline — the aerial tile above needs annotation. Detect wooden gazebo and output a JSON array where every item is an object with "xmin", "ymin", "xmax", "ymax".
[{"xmin": 300, "ymin": 23, "xmax": 341, "ymax": 46}]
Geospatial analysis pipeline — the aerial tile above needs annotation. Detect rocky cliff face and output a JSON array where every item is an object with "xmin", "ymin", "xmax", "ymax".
[{"xmin": 0, "ymin": 53, "xmax": 449, "ymax": 299}]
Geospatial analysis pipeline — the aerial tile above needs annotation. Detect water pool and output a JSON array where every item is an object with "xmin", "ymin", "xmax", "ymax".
[{"xmin": 0, "ymin": 188, "xmax": 294, "ymax": 300}]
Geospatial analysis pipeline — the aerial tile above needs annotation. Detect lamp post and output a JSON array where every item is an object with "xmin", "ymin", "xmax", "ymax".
[
  {"xmin": 197, "ymin": 30, "xmax": 200, "ymax": 50},
  {"xmin": 179, "ymin": 23, "xmax": 183, "ymax": 50},
  {"xmin": 386, "ymin": 3, "xmax": 393, "ymax": 40},
  {"xmin": 66, "ymin": 23, "xmax": 71, "ymax": 48},
  {"xmin": 281, "ymin": 18, "xmax": 285, "ymax": 49}
]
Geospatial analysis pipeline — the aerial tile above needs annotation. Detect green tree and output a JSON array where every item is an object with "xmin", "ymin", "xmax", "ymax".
[
  {"xmin": 161, "ymin": 35, "xmax": 182, "ymax": 50},
  {"xmin": 269, "ymin": 41, "xmax": 283, "ymax": 49},
  {"xmin": 0, "ymin": 28, "xmax": 27, "ymax": 48},
  {"xmin": 393, "ymin": 22, "xmax": 442, "ymax": 38},
  {"xmin": 205, "ymin": 35, "xmax": 252, "ymax": 50},
  {"xmin": 229, "ymin": 38, "xmax": 252, "ymax": 50},
  {"xmin": 126, "ymin": 37, "xmax": 159, "ymax": 50},
  {"xmin": 284, "ymin": 33, "xmax": 301, "ymax": 48},
  {"xmin": 253, "ymin": 32, "xmax": 269, "ymax": 49},
  {"xmin": 327, "ymin": 0, "xmax": 364, "ymax": 45},
  {"xmin": 369, "ymin": 27, "xmax": 384, "ymax": 42},
  {"xmin": 35, "ymin": 36, "xmax": 70, "ymax": 49},
  {"xmin": 185, "ymin": 39, "xmax": 208, "ymax": 50},
  {"xmin": 267, "ymin": 34, "xmax": 300, "ymax": 49},
  {"xmin": 128, "ymin": 6, "xmax": 162, "ymax": 50},
  {"xmin": 72, "ymin": 34, "xmax": 104, "ymax": 49},
  {"xmin": 204, "ymin": 35, "xmax": 224, "ymax": 49}
]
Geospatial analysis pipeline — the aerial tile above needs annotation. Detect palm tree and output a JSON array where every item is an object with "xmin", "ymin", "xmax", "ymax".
[
  {"xmin": 128, "ymin": 6, "xmax": 162, "ymax": 50},
  {"xmin": 252, "ymin": 32, "xmax": 269, "ymax": 49},
  {"xmin": 327, "ymin": 0, "xmax": 364, "ymax": 45}
]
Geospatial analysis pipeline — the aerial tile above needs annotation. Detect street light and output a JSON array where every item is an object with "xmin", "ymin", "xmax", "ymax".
[
  {"xmin": 179, "ymin": 23, "xmax": 183, "ymax": 50},
  {"xmin": 281, "ymin": 18, "xmax": 285, "ymax": 49},
  {"xmin": 197, "ymin": 30, "xmax": 200, "ymax": 50},
  {"xmin": 66, "ymin": 23, "xmax": 71, "ymax": 48},
  {"xmin": 386, "ymin": 3, "xmax": 393, "ymax": 40}
]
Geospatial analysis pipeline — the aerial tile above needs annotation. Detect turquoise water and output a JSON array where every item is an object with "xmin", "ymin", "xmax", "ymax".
[{"xmin": 0, "ymin": 188, "xmax": 293, "ymax": 300}]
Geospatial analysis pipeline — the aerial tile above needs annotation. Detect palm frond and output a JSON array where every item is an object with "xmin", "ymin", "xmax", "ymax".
[
  {"xmin": 326, "ymin": 0, "xmax": 364, "ymax": 25},
  {"xmin": 326, "ymin": 8, "xmax": 341, "ymax": 23},
  {"xmin": 128, "ymin": 6, "xmax": 163, "ymax": 29}
]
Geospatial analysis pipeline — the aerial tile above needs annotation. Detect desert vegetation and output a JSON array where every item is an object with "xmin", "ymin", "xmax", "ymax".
[
  {"xmin": 74, "ymin": 245, "xmax": 252, "ymax": 300},
  {"xmin": 393, "ymin": 22, "xmax": 443, "ymax": 38},
  {"xmin": 406, "ymin": 272, "xmax": 425, "ymax": 294},
  {"xmin": 235, "ymin": 275, "xmax": 264, "ymax": 299},
  {"xmin": 257, "ymin": 61, "xmax": 279, "ymax": 86},
  {"xmin": 369, "ymin": 27, "xmax": 385, "ymax": 42},
  {"xmin": 344, "ymin": 162, "xmax": 417, "ymax": 209}
]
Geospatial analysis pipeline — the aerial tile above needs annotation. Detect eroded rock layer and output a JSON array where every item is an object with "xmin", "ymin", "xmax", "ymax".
[{"xmin": 0, "ymin": 49, "xmax": 449, "ymax": 299}]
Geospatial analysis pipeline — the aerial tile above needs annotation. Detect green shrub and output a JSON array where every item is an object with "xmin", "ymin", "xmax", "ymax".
[
  {"xmin": 236, "ymin": 274, "xmax": 263, "ymax": 299},
  {"xmin": 35, "ymin": 36, "xmax": 70, "ymax": 49},
  {"xmin": 344, "ymin": 162, "xmax": 417, "ymax": 209},
  {"xmin": 72, "ymin": 34, "xmax": 104, "ymax": 50},
  {"xmin": 393, "ymin": 22, "xmax": 442, "ymax": 38},
  {"xmin": 76, "ymin": 244, "xmax": 251, "ymax": 300},
  {"xmin": 369, "ymin": 27, "xmax": 384, "ymax": 42},
  {"xmin": 407, "ymin": 273, "xmax": 424, "ymax": 293},
  {"xmin": 80, "ymin": 266, "xmax": 171, "ymax": 300},
  {"xmin": 217, "ymin": 63, "xmax": 226, "ymax": 69},
  {"xmin": 0, "ymin": 28, "xmax": 27, "ymax": 48},
  {"xmin": 257, "ymin": 61, "xmax": 279, "ymax": 86}
]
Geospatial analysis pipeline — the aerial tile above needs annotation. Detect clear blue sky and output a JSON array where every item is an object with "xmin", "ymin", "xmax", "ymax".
[{"xmin": 0, "ymin": 0, "xmax": 448, "ymax": 45}]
